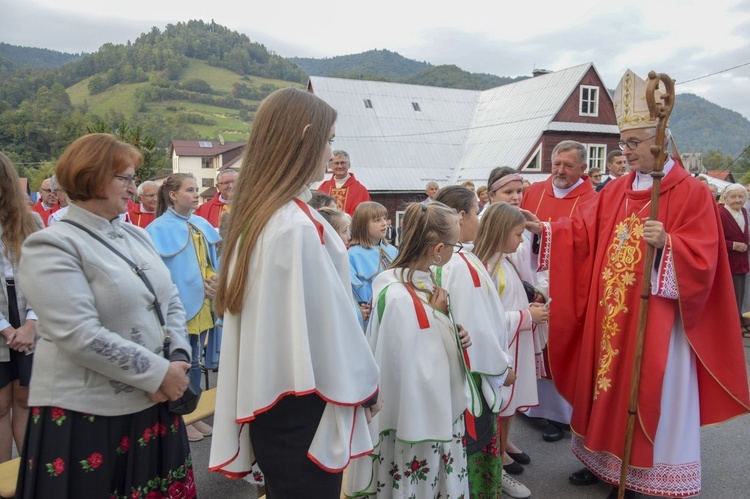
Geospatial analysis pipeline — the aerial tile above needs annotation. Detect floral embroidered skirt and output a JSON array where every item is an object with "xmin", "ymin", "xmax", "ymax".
[
  {"xmin": 467, "ymin": 414, "xmax": 502, "ymax": 498},
  {"xmin": 16, "ymin": 403, "xmax": 195, "ymax": 499},
  {"xmin": 355, "ymin": 415, "xmax": 468, "ymax": 498}
]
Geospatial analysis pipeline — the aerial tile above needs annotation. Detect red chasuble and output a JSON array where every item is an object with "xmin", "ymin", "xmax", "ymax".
[
  {"xmin": 520, "ymin": 176, "xmax": 597, "ymax": 222},
  {"xmin": 127, "ymin": 204, "xmax": 156, "ymax": 228},
  {"xmin": 317, "ymin": 173, "xmax": 371, "ymax": 216},
  {"xmin": 541, "ymin": 164, "xmax": 750, "ymax": 468},
  {"xmin": 195, "ymin": 193, "xmax": 229, "ymax": 228}
]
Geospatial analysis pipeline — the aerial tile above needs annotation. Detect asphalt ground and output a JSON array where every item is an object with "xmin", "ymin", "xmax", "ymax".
[{"xmin": 188, "ymin": 337, "xmax": 750, "ymax": 498}]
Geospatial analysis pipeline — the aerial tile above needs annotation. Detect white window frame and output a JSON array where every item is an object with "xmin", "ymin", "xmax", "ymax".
[
  {"xmin": 395, "ymin": 210, "xmax": 406, "ymax": 246},
  {"xmin": 522, "ymin": 144, "xmax": 542, "ymax": 172},
  {"xmin": 586, "ymin": 144, "xmax": 607, "ymax": 171},
  {"xmin": 579, "ymin": 85, "xmax": 599, "ymax": 117}
]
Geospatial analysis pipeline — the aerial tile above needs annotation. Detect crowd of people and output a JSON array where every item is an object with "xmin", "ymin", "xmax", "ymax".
[{"xmin": 1, "ymin": 72, "xmax": 749, "ymax": 499}]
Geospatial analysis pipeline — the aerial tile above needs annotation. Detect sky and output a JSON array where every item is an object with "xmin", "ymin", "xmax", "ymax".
[{"xmin": 2, "ymin": 0, "xmax": 750, "ymax": 127}]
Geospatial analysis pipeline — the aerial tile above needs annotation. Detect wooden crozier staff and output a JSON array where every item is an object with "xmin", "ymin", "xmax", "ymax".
[{"xmin": 617, "ymin": 71, "xmax": 676, "ymax": 499}]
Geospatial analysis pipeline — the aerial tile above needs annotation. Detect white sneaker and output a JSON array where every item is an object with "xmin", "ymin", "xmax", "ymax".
[{"xmin": 502, "ymin": 469, "xmax": 531, "ymax": 498}]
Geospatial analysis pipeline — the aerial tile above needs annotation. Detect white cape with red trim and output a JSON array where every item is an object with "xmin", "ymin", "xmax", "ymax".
[
  {"xmin": 438, "ymin": 247, "xmax": 512, "ymax": 412},
  {"xmin": 209, "ymin": 198, "xmax": 380, "ymax": 477}
]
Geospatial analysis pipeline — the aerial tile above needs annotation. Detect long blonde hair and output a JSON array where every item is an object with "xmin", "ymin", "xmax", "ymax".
[
  {"xmin": 0, "ymin": 152, "xmax": 40, "ymax": 261},
  {"xmin": 473, "ymin": 202, "xmax": 526, "ymax": 264},
  {"xmin": 216, "ymin": 88, "xmax": 337, "ymax": 315}
]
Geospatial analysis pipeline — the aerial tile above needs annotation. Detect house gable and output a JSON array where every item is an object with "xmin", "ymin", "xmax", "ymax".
[{"xmin": 554, "ymin": 66, "xmax": 617, "ymax": 125}]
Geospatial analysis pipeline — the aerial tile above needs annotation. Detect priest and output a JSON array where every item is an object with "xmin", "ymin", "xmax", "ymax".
[
  {"xmin": 317, "ymin": 150, "xmax": 371, "ymax": 215},
  {"xmin": 525, "ymin": 69, "xmax": 750, "ymax": 498}
]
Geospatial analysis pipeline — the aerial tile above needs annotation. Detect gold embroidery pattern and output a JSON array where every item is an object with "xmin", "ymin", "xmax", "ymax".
[
  {"xmin": 329, "ymin": 186, "xmax": 349, "ymax": 212},
  {"xmin": 595, "ymin": 214, "xmax": 644, "ymax": 399}
]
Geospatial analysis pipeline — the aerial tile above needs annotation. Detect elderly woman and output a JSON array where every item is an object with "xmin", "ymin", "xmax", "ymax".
[
  {"xmin": 0, "ymin": 153, "xmax": 43, "ymax": 465},
  {"xmin": 16, "ymin": 133, "xmax": 195, "ymax": 498},
  {"xmin": 720, "ymin": 183, "xmax": 750, "ymax": 337}
]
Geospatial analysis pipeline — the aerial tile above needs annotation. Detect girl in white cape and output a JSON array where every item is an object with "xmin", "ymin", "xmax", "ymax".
[
  {"xmin": 208, "ymin": 88, "xmax": 380, "ymax": 497},
  {"xmin": 475, "ymin": 202, "xmax": 549, "ymax": 496},
  {"xmin": 345, "ymin": 201, "xmax": 475, "ymax": 499},
  {"xmin": 434, "ymin": 185, "xmax": 517, "ymax": 498}
]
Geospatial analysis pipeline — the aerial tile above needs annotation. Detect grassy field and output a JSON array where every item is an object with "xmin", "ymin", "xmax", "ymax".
[{"xmin": 66, "ymin": 58, "xmax": 303, "ymax": 140}]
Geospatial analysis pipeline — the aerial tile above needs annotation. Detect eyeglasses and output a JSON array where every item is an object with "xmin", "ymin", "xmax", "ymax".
[
  {"xmin": 40, "ymin": 188, "xmax": 53, "ymax": 193},
  {"xmin": 114, "ymin": 174, "xmax": 138, "ymax": 186},
  {"xmin": 140, "ymin": 193, "xmax": 157, "ymax": 198},
  {"xmin": 618, "ymin": 135, "xmax": 655, "ymax": 151},
  {"xmin": 591, "ymin": 175, "xmax": 601, "ymax": 179},
  {"xmin": 330, "ymin": 161, "xmax": 350, "ymax": 166},
  {"xmin": 217, "ymin": 180, "xmax": 236, "ymax": 186},
  {"xmin": 444, "ymin": 242, "xmax": 464, "ymax": 253}
]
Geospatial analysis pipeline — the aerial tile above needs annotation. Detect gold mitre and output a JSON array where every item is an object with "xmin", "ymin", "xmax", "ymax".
[{"xmin": 613, "ymin": 69, "xmax": 665, "ymax": 131}]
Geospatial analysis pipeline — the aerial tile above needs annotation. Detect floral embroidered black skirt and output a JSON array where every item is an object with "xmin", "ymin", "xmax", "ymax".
[{"xmin": 16, "ymin": 402, "xmax": 196, "ymax": 499}]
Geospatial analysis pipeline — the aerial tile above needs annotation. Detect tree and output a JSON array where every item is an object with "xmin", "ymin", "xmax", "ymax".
[{"xmin": 86, "ymin": 118, "xmax": 168, "ymax": 180}]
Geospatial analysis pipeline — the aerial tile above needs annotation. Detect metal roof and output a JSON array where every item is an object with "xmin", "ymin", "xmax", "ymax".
[
  {"xmin": 310, "ymin": 63, "xmax": 600, "ymax": 191},
  {"xmin": 545, "ymin": 122, "xmax": 620, "ymax": 134}
]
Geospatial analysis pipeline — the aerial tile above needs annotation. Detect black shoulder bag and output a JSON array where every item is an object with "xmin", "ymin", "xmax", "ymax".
[{"xmin": 60, "ymin": 219, "xmax": 199, "ymax": 415}]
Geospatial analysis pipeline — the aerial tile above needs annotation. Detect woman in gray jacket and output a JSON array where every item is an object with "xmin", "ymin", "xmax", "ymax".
[{"xmin": 15, "ymin": 134, "xmax": 195, "ymax": 499}]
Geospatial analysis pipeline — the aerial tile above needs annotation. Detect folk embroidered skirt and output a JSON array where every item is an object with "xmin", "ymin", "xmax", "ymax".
[{"xmin": 16, "ymin": 402, "xmax": 195, "ymax": 499}]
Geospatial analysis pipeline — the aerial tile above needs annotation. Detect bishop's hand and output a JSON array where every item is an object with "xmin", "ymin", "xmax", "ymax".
[{"xmin": 643, "ymin": 220, "xmax": 666, "ymax": 249}]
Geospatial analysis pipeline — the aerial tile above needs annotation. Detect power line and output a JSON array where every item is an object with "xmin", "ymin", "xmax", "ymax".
[{"xmin": 676, "ymin": 62, "xmax": 750, "ymax": 85}]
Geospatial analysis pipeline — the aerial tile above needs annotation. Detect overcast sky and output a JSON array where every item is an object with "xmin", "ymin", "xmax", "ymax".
[{"xmin": 2, "ymin": 0, "xmax": 749, "ymax": 129}]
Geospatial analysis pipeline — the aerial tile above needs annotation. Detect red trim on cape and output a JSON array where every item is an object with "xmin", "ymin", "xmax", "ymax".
[
  {"xmin": 458, "ymin": 253, "xmax": 481, "ymax": 287},
  {"xmin": 294, "ymin": 198, "xmax": 325, "ymax": 244},
  {"xmin": 403, "ymin": 283, "xmax": 431, "ymax": 329}
]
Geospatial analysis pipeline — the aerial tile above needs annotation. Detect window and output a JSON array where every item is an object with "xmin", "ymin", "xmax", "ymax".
[
  {"xmin": 587, "ymin": 144, "xmax": 606, "ymax": 170},
  {"xmin": 412, "ymin": 102, "xmax": 421, "ymax": 111},
  {"xmin": 201, "ymin": 157, "xmax": 214, "ymax": 169},
  {"xmin": 198, "ymin": 141, "xmax": 213, "ymax": 148},
  {"xmin": 523, "ymin": 146, "xmax": 542, "ymax": 172},
  {"xmin": 202, "ymin": 178, "xmax": 214, "ymax": 187},
  {"xmin": 579, "ymin": 85, "xmax": 599, "ymax": 117},
  {"xmin": 364, "ymin": 99, "xmax": 373, "ymax": 109}
]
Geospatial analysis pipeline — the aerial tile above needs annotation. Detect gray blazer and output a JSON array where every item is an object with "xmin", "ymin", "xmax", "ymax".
[{"xmin": 18, "ymin": 203, "xmax": 191, "ymax": 416}]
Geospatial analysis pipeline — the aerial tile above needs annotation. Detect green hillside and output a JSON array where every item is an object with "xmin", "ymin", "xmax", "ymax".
[{"xmin": 290, "ymin": 49, "xmax": 429, "ymax": 79}]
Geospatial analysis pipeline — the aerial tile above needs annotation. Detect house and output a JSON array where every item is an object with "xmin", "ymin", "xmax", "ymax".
[
  {"xmin": 170, "ymin": 139, "xmax": 245, "ymax": 200},
  {"xmin": 308, "ymin": 62, "xmax": 620, "ymax": 222}
]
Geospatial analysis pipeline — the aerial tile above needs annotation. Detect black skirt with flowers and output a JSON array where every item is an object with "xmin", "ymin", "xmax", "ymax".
[{"xmin": 16, "ymin": 402, "xmax": 196, "ymax": 499}]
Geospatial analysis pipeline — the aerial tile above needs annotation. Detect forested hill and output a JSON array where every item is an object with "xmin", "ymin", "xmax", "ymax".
[
  {"xmin": 291, "ymin": 50, "xmax": 527, "ymax": 90},
  {"xmin": 290, "ymin": 49, "xmax": 429, "ymax": 80},
  {"xmin": 670, "ymin": 93, "xmax": 750, "ymax": 158},
  {"xmin": 0, "ymin": 42, "xmax": 82, "ymax": 72}
]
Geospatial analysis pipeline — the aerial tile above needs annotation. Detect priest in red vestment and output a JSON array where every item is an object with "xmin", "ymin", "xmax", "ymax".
[
  {"xmin": 316, "ymin": 150, "xmax": 371, "ymax": 216},
  {"xmin": 127, "ymin": 180, "xmax": 159, "ymax": 228},
  {"xmin": 520, "ymin": 143, "xmax": 597, "ymax": 222},
  {"xmin": 521, "ymin": 140, "xmax": 598, "ymax": 443},
  {"xmin": 526, "ymin": 69, "xmax": 750, "ymax": 499},
  {"xmin": 195, "ymin": 169, "xmax": 238, "ymax": 228},
  {"xmin": 30, "ymin": 177, "xmax": 59, "ymax": 226}
]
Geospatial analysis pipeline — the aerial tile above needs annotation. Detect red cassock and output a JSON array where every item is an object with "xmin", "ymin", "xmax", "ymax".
[
  {"xmin": 317, "ymin": 173, "xmax": 371, "ymax": 216},
  {"xmin": 127, "ymin": 204, "xmax": 156, "ymax": 228},
  {"xmin": 30, "ymin": 201, "xmax": 59, "ymax": 227},
  {"xmin": 540, "ymin": 164, "xmax": 750, "ymax": 468},
  {"xmin": 195, "ymin": 194, "xmax": 228, "ymax": 228},
  {"xmin": 520, "ymin": 175, "xmax": 597, "ymax": 222}
]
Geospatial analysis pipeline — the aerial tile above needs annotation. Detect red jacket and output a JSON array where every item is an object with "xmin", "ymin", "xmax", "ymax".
[
  {"xmin": 30, "ymin": 201, "xmax": 59, "ymax": 227},
  {"xmin": 317, "ymin": 173, "xmax": 371, "ymax": 216}
]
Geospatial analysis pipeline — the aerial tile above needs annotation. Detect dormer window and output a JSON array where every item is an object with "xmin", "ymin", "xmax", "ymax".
[
  {"xmin": 579, "ymin": 85, "xmax": 599, "ymax": 117},
  {"xmin": 412, "ymin": 102, "xmax": 421, "ymax": 111},
  {"xmin": 364, "ymin": 99, "xmax": 373, "ymax": 109}
]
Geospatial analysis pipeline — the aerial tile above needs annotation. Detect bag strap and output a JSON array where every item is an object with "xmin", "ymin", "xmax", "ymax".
[{"xmin": 59, "ymin": 220, "xmax": 171, "ymax": 355}]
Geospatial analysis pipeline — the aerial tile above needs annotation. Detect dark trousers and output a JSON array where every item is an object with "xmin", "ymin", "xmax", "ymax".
[
  {"xmin": 733, "ymin": 273, "xmax": 746, "ymax": 324},
  {"xmin": 248, "ymin": 393, "xmax": 342, "ymax": 499}
]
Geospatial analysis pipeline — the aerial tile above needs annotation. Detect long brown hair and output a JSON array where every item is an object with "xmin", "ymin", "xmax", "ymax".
[
  {"xmin": 473, "ymin": 202, "xmax": 525, "ymax": 264},
  {"xmin": 156, "ymin": 173, "xmax": 194, "ymax": 217},
  {"xmin": 216, "ymin": 88, "xmax": 337, "ymax": 315},
  {"xmin": 0, "ymin": 152, "xmax": 41, "ymax": 260},
  {"xmin": 390, "ymin": 201, "xmax": 459, "ymax": 288},
  {"xmin": 349, "ymin": 201, "xmax": 388, "ymax": 249}
]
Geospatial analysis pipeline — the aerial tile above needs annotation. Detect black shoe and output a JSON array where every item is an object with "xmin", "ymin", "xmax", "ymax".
[
  {"xmin": 568, "ymin": 467, "xmax": 600, "ymax": 486},
  {"xmin": 542, "ymin": 422, "xmax": 564, "ymax": 442},
  {"xmin": 506, "ymin": 451, "xmax": 531, "ymax": 465},
  {"xmin": 503, "ymin": 461, "xmax": 524, "ymax": 475},
  {"xmin": 606, "ymin": 486, "xmax": 639, "ymax": 498}
]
